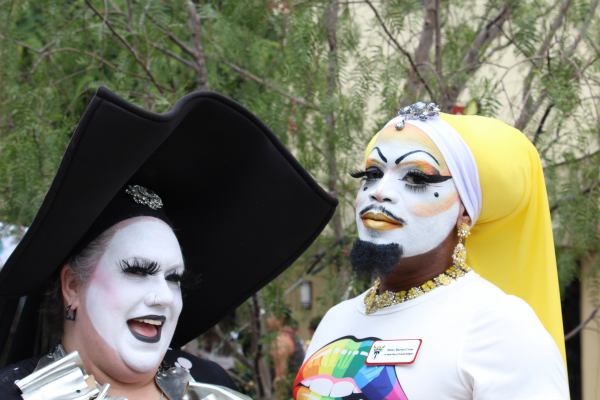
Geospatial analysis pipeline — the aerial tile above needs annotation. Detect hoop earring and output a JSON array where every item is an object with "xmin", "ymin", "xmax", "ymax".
[
  {"xmin": 452, "ymin": 223, "xmax": 470, "ymax": 269},
  {"xmin": 64, "ymin": 304, "xmax": 77, "ymax": 321}
]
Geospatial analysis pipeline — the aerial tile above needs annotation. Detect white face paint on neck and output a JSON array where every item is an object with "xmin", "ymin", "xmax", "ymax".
[
  {"xmin": 83, "ymin": 217, "xmax": 184, "ymax": 373},
  {"xmin": 355, "ymin": 124, "xmax": 461, "ymax": 257}
]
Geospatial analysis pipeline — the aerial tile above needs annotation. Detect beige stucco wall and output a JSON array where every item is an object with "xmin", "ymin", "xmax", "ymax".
[{"xmin": 582, "ymin": 259, "xmax": 600, "ymax": 399}]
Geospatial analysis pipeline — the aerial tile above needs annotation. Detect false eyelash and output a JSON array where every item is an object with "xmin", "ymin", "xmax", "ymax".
[
  {"xmin": 350, "ymin": 167, "xmax": 384, "ymax": 181},
  {"xmin": 404, "ymin": 170, "xmax": 452, "ymax": 184},
  {"xmin": 350, "ymin": 169, "xmax": 367, "ymax": 179},
  {"xmin": 166, "ymin": 272, "xmax": 184, "ymax": 284},
  {"xmin": 120, "ymin": 258, "xmax": 160, "ymax": 276},
  {"xmin": 402, "ymin": 170, "xmax": 453, "ymax": 193},
  {"xmin": 404, "ymin": 184, "xmax": 428, "ymax": 193}
]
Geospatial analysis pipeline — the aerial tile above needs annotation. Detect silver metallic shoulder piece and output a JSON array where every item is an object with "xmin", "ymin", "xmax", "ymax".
[
  {"xmin": 186, "ymin": 382, "xmax": 253, "ymax": 400},
  {"xmin": 15, "ymin": 345, "xmax": 251, "ymax": 400},
  {"xmin": 156, "ymin": 365, "xmax": 252, "ymax": 400},
  {"xmin": 395, "ymin": 101, "xmax": 441, "ymax": 130},
  {"xmin": 125, "ymin": 184, "xmax": 164, "ymax": 210},
  {"xmin": 15, "ymin": 350, "xmax": 119, "ymax": 400}
]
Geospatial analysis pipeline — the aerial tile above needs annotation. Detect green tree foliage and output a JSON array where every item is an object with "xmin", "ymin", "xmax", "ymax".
[{"xmin": 1, "ymin": 0, "xmax": 598, "ymax": 398}]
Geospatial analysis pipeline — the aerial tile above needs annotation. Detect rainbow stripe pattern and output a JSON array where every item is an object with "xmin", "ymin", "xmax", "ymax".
[{"xmin": 293, "ymin": 336, "xmax": 408, "ymax": 400}]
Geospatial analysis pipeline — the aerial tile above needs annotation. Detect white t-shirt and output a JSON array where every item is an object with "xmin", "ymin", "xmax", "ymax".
[{"xmin": 294, "ymin": 272, "xmax": 569, "ymax": 400}]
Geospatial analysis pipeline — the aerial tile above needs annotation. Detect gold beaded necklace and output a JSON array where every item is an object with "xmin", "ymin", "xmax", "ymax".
[{"xmin": 364, "ymin": 264, "xmax": 472, "ymax": 314}]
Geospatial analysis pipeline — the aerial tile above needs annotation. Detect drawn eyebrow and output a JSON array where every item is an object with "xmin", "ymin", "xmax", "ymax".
[
  {"xmin": 372, "ymin": 146, "xmax": 387, "ymax": 163},
  {"xmin": 395, "ymin": 150, "xmax": 440, "ymax": 166}
]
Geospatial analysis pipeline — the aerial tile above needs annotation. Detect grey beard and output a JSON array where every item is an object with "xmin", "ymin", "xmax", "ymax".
[{"xmin": 350, "ymin": 238, "xmax": 403, "ymax": 278}]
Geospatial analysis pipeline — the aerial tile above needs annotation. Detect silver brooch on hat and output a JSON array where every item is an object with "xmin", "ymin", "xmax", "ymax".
[
  {"xmin": 125, "ymin": 184, "xmax": 163, "ymax": 210},
  {"xmin": 395, "ymin": 101, "xmax": 441, "ymax": 130}
]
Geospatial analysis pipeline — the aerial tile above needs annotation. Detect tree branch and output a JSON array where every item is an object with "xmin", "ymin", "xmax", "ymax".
[
  {"xmin": 462, "ymin": 4, "xmax": 513, "ymax": 73},
  {"xmin": 150, "ymin": 43, "xmax": 196, "ymax": 69},
  {"xmin": 212, "ymin": 324, "xmax": 254, "ymax": 370},
  {"xmin": 533, "ymin": 104, "xmax": 554, "ymax": 145},
  {"xmin": 145, "ymin": 11, "xmax": 197, "ymax": 58},
  {"xmin": 550, "ymin": 180, "xmax": 599, "ymax": 213},
  {"xmin": 324, "ymin": 0, "xmax": 343, "ymax": 240},
  {"xmin": 186, "ymin": 1, "xmax": 209, "ymax": 90},
  {"xmin": 364, "ymin": 0, "xmax": 435, "ymax": 100},
  {"xmin": 565, "ymin": 0, "xmax": 598, "ymax": 57},
  {"xmin": 250, "ymin": 294, "xmax": 271, "ymax": 398},
  {"xmin": 515, "ymin": 0, "xmax": 573, "ymax": 130},
  {"xmin": 84, "ymin": 0, "xmax": 165, "ymax": 94},
  {"xmin": 414, "ymin": 0, "xmax": 436, "ymax": 66},
  {"xmin": 514, "ymin": 0, "xmax": 597, "ymax": 130},
  {"xmin": 546, "ymin": 150, "xmax": 600, "ymax": 168},
  {"xmin": 565, "ymin": 301, "xmax": 600, "ymax": 341},
  {"xmin": 444, "ymin": 2, "xmax": 513, "ymax": 109},
  {"xmin": 402, "ymin": 0, "xmax": 436, "ymax": 101},
  {"xmin": 219, "ymin": 59, "xmax": 319, "ymax": 109},
  {"xmin": 28, "ymin": 47, "xmax": 150, "ymax": 84},
  {"xmin": 434, "ymin": 0, "xmax": 443, "ymax": 94}
]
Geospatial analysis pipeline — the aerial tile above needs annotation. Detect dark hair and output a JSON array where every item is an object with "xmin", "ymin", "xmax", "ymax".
[{"xmin": 38, "ymin": 226, "xmax": 118, "ymax": 352}]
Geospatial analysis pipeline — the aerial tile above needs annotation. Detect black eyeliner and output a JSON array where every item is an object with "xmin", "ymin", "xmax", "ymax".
[{"xmin": 404, "ymin": 170, "xmax": 452, "ymax": 184}]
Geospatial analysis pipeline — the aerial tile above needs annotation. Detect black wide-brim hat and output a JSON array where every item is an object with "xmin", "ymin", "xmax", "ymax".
[{"xmin": 0, "ymin": 87, "xmax": 336, "ymax": 364}]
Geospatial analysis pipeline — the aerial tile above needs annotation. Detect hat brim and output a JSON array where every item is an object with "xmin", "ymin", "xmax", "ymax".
[{"xmin": 0, "ymin": 87, "xmax": 336, "ymax": 360}]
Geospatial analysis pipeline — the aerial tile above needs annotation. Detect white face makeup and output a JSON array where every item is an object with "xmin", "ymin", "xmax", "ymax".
[
  {"xmin": 83, "ymin": 218, "xmax": 184, "ymax": 373},
  {"xmin": 354, "ymin": 124, "xmax": 461, "ymax": 257}
]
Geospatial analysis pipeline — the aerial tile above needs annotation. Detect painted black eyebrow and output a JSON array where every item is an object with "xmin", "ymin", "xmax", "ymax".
[
  {"xmin": 395, "ymin": 150, "xmax": 440, "ymax": 166},
  {"xmin": 372, "ymin": 146, "xmax": 387, "ymax": 163}
]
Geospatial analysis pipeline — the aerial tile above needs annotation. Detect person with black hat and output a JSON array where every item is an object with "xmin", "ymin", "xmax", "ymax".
[{"xmin": 0, "ymin": 88, "xmax": 336, "ymax": 399}]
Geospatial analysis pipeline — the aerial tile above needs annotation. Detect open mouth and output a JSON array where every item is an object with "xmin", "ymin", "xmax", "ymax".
[
  {"xmin": 360, "ymin": 211, "xmax": 404, "ymax": 231},
  {"xmin": 127, "ymin": 315, "xmax": 165, "ymax": 343}
]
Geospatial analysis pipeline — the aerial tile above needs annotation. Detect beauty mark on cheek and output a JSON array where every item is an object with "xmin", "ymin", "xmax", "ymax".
[{"xmin": 410, "ymin": 191, "xmax": 459, "ymax": 217}]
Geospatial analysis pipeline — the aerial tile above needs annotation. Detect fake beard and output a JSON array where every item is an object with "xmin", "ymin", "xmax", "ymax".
[{"xmin": 350, "ymin": 238, "xmax": 402, "ymax": 278}]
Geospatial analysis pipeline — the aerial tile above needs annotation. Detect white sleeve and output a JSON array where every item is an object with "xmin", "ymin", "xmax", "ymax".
[{"xmin": 457, "ymin": 296, "xmax": 569, "ymax": 400}]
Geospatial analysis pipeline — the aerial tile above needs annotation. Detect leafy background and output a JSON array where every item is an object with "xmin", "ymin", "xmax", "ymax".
[{"xmin": 1, "ymin": 1, "xmax": 598, "ymax": 398}]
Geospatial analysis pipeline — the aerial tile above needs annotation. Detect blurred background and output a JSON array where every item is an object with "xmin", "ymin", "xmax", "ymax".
[{"xmin": 0, "ymin": 1, "xmax": 598, "ymax": 398}]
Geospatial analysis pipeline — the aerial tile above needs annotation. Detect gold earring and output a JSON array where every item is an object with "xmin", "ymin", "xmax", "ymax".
[{"xmin": 452, "ymin": 223, "xmax": 470, "ymax": 269}]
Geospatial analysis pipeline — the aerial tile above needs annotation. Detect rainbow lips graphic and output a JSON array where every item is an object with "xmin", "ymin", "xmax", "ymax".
[{"xmin": 293, "ymin": 336, "xmax": 408, "ymax": 400}]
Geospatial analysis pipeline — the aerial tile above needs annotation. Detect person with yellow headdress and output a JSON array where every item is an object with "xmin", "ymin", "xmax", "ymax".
[{"xmin": 292, "ymin": 102, "xmax": 569, "ymax": 399}]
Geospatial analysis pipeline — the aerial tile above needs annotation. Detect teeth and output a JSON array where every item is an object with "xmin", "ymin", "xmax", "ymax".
[
  {"xmin": 301, "ymin": 378, "xmax": 358, "ymax": 397},
  {"xmin": 134, "ymin": 318, "xmax": 163, "ymax": 326},
  {"xmin": 330, "ymin": 381, "xmax": 355, "ymax": 397}
]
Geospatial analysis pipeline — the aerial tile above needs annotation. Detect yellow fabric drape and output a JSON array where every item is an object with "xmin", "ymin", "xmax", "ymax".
[
  {"xmin": 364, "ymin": 113, "xmax": 565, "ymax": 361},
  {"xmin": 440, "ymin": 114, "xmax": 564, "ymax": 361}
]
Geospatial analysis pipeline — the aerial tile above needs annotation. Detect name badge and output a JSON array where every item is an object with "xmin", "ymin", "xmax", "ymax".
[{"xmin": 366, "ymin": 339, "xmax": 422, "ymax": 365}]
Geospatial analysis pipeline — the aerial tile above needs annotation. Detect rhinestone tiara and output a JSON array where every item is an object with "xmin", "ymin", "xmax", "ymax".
[{"xmin": 395, "ymin": 101, "xmax": 440, "ymax": 130}]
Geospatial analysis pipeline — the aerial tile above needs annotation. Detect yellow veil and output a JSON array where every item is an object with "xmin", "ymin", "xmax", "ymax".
[{"xmin": 364, "ymin": 113, "xmax": 565, "ymax": 361}]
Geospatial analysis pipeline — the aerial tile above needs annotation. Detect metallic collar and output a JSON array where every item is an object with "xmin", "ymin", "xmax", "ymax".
[{"xmin": 15, "ymin": 345, "xmax": 250, "ymax": 400}]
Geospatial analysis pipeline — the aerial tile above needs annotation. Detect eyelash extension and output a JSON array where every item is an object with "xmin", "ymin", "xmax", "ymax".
[
  {"xmin": 350, "ymin": 169, "xmax": 367, "ymax": 179},
  {"xmin": 404, "ymin": 170, "xmax": 452, "ymax": 184},
  {"xmin": 120, "ymin": 258, "xmax": 160, "ymax": 276},
  {"xmin": 403, "ymin": 170, "xmax": 452, "ymax": 194},
  {"xmin": 349, "ymin": 167, "xmax": 384, "ymax": 180},
  {"xmin": 403, "ymin": 170, "xmax": 452, "ymax": 185},
  {"xmin": 404, "ymin": 184, "xmax": 428, "ymax": 193},
  {"xmin": 166, "ymin": 272, "xmax": 184, "ymax": 284}
]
